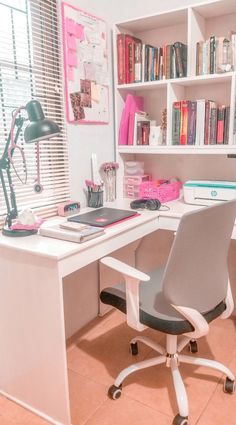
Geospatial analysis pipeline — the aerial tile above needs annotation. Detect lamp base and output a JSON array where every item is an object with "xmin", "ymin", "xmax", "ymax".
[{"xmin": 2, "ymin": 226, "xmax": 38, "ymax": 237}]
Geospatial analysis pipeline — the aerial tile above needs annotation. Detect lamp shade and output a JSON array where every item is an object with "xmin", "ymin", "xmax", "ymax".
[{"xmin": 24, "ymin": 100, "xmax": 60, "ymax": 143}]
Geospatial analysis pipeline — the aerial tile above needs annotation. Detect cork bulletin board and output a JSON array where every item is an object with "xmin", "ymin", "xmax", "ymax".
[{"xmin": 61, "ymin": 2, "xmax": 109, "ymax": 124}]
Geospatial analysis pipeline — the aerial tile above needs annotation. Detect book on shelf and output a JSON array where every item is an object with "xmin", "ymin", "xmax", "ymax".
[
  {"xmin": 129, "ymin": 111, "xmax": 147, "ymax": 145},
  {"xmin": 224, "ymin": 106, "xmax": 230, "ymax": 144},
  {"xmin": 204, "ymin": 100, "xmax": 217, "ymax": 145},
  {"xmin": 131, "ymin": 112, "xmax": 155, "ymax": 145},
  {"xmin": 173, "ymin": 42, "xmax": 187, "ymax": 78},
  {"xmin": 195, "ymin": 99, "xmax": 206, "ymax": 145},
  {"xmin": 196, "ymin": 35, "xmax": 233, "ymax": 75},
  {"xmin": 117, "ymin": 34, "xmax": 187, "ymax": 83},
  {"xmin": 187, "ymin": 101, "xmax": 197, "ymax": 145},
  {"xmin": 39, "ymin": 223, "xmax": 105, "ymax": 243},
  {"xmin": 172, "ymin": 99, "xmax": 230, "ymax": 146},
  {"xmin": 172, "ymin": 101, "xmax": 181, "ymax": 145},
  {"xmin": 117, "ymin": 34, "xmax": 142, "ymax": 84},
  {"xmin": 216, "ymin": 106, "xmax": 225, "ymax": 144},
  {"xmin": 179, "ymin": 100, "xmax": 188, "ymax": 145}
]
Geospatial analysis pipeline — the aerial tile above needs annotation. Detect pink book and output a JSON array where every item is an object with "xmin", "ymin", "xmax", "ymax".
[{"xmin": 118, "ymin": 94, "xmax": 144, "ymax": 145}]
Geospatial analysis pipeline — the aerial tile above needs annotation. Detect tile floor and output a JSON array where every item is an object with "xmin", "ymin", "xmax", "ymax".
[{"xmin": 0, "ymin": 310, "xmax": 236, "ymax": 425}]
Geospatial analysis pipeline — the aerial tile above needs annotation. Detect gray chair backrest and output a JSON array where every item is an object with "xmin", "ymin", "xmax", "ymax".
[{"xmin": 163, "ymin": 199, "xmax": 236, "ymax": 312}]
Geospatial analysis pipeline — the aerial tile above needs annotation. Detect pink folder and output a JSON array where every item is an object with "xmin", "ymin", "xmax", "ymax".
[{"xmin": 118, "ymin": 94, "xmax": 144, "ymax": 145}]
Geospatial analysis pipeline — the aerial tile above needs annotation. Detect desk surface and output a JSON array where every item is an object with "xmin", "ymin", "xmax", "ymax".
[{"xmin": 0, "ymin": 198, "xmax": 203, "ymax": 262}]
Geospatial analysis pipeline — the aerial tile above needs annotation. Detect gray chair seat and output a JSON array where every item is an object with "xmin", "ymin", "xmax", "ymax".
[{"xmin": 100, "ymin": 267, "xmax": 226, "ymax": 335}]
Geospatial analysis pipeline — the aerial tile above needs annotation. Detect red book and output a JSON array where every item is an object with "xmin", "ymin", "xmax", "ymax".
[
  {"xmin": 180, "ymin": 100, "xmax": 189, "ymax": 145},
  {"xmin": 117, "ymin": 34, "xmax": 125, "ymax": 84},
  {"xmin": 125, "ymin": 35, "xmax": 135, "ymax": 84},
  {"xmin": 217, "ymin": 106, "xmax": 225, "ymax": 144}
]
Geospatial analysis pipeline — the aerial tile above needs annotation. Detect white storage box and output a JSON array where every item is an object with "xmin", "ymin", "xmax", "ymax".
[{"xmin": 124, "ymin": 161, "xmax": 144, "ymax": 176}]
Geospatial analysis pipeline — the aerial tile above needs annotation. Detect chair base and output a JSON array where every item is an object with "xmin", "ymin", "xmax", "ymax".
[{"xmin": 109, "ymin": 334, "xmax": 235, "ymax": 424}]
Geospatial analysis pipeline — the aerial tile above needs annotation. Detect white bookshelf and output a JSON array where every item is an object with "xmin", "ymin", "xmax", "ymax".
[{"xmin": 113, "ymin": 0, "xmax": 236, "ymax": 197}]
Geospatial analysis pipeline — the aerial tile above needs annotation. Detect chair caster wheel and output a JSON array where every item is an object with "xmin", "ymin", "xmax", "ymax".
[
  {"xmin": 130, "ymin": 341, "xmax": 138, "ymax": 355},
  {"xmin": 108, "ymin": 384, "xmax": 122, "ymax": 400},
  {"xmin": 189, "ymin": 340, "xmax": 198, "ymax": 353},
  {"xmin": 224, "ymin": 377, "xmax": 235, "ymax": 394},
  {"xmin": 173, "ymin": 414, "xmax": 188, "ymax": 425}
]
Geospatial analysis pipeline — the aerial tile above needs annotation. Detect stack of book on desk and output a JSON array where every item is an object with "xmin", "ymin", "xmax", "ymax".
[{"xmin": 39, "ymin": 222, "xmax": 105, "ymax": 243}]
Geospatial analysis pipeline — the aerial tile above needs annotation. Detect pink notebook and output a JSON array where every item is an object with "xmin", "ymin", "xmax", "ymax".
[{"xmin": 118, "ymin": 94, "xmax": 144, "ymax": 145}]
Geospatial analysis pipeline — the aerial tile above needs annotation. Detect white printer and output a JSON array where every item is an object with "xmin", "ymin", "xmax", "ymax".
[{"xmin": 183, "ymin": 180, "xmax": 236, "ymax": 205}]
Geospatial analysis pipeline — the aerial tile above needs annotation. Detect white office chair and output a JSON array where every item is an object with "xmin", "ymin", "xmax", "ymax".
[{"xmin": 100, "ymin": 200, "xmax": 236, "ymax": 425}]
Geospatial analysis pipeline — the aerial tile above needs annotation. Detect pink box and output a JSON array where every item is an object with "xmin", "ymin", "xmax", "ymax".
[
  {"xmin": 123, "ymin": 174, "xmax": 151, "ymax": 199},
  {"xmin": 139, "ymin": 181, "xmax": 182, "ymax": 202}
]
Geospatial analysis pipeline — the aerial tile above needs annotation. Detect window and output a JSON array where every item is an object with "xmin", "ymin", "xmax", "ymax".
[{"xmin": 0, "ymin": 0, "xmax": 70, "ymax": 226}]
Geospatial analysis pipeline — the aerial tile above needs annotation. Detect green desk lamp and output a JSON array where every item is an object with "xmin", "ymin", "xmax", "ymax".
[{"xmin": 0, "ymin": 100, "xmax": 60, "ymax": 237}]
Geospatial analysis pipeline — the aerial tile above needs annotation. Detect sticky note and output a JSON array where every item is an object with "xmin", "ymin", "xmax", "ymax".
[
  {"xmin": 91, "ymin": 82, "xmax": 101, "ymax": 103},
  {"xmin": 67, "ymin": 50, "xmax": 77, "ymax": 67},
  {"xmin": 66, "ymin": 18, "xmax": 76, "ymax": 35},
  {"xmin": 75, "ymin": 23, "xmax": 85, "ymax": 41},
  {"xmin": 67, "ymin": 34, "xmax": 77, "ymax": 51}
]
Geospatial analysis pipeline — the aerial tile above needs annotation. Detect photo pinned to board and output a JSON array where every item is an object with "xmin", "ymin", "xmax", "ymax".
[{"xmin": 61, "ymin": 2, "xmax": 109, "ymax": 124}]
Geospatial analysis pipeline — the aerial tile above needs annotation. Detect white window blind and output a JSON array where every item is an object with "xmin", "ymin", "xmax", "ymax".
[{"xmin": 0, "ymin": 0, "xmax": 70, "ymax": 226}]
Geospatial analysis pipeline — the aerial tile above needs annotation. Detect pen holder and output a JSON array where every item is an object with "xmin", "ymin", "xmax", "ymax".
[{"xmin": 87, "ymin": 190, "xmax": 103, "ymax": 208}]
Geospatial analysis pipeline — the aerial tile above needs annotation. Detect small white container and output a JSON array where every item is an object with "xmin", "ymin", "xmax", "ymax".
[{"xmin": 124, "ymin": 161, "xmax": 144, "ymax": 176}]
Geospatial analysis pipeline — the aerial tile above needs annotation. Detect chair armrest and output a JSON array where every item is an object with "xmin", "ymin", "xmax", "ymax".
[
  {"xmin": 100, "ymin": 256, "xmax": 150, "ymax": 331},
  {"xmin": 221, "ymin": 279, "xmax": 234, "ymax": 319},
  {"xmin": 100, "ymin": 257, "xmax": 150, "ymax": 281},
  {"xmin": 172, "ymin": 305, "xmax": 209, "ymax": 339}
]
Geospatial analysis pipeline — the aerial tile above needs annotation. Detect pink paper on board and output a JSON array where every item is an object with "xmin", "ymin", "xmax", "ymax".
[
  {"xmin": 118, "ymin": 94, "xmax": 144, "ymax": 145},
  {"xmin": 67, "ymin": 50, "xmax": 77, "ymax": 67},
  {"xmin": 67, "ymin": 66, "xmax": 74, "ymax": 81},
  {"xmin": 67, "ymin": 34, "xmax": 77, "ymax": 51},
  {"xmin": 66, "ymin": 17, "xmax": 76, "ymax": 35},
  {"xmin": 75, "ymin": 23, "xmax": 85, "ymax": 41}
]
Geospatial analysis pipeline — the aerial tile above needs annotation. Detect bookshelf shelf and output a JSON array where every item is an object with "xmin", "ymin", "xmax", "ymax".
[
  {"xmin": 116, "ymin": 73, "xmax": 234, "ymax": 91},
  {"xmin": 118, "ymin": 145, "xmax": 236, "ymax": 155},
  {"xmin": 114, "ymin": 0, "xmax": 236, "ymax": 197}
]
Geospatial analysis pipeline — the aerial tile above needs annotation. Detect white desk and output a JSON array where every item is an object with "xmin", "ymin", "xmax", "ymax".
[{"xmin": 0, "ymin": 199, "xmax": 234, "ymax": 425}]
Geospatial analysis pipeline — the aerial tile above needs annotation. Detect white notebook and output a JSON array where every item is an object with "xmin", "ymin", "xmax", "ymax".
[{"xmin": 39, "ymin": 224, "xmax": 105, "ymax": 243}]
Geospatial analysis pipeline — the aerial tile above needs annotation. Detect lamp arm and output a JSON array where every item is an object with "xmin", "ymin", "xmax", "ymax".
[{"xmin": 0, "ymin": 117, "xmax": 25, "ymax": 228}]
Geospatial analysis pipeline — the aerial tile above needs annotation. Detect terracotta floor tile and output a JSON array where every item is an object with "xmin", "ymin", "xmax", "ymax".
[
  {"xmin": 68, "ymin": 369, "xmax": 107, "ymax": 425},
  {"xmin": 67, "ymin": 313, "xmax": 163, "ymax": 387},
  {"xmin": 0, "ymin": 395, "xmax": 48, "ymax": 425},
  {"xmin": 120, "ymin": 349, "xmax": 220, "ymax": 424},
  {"xmin": 196, "ymin": 355, "xmax": 236, "ymax": 425},
  {"xmin": 1, "ymin": 313, "xmax": 236, "ymax": 425},
  {"xmin": 83, "ymin": 394, "xmax": 171, "ymax": 425},
  {"xmin": 183, "ymin": 317, "xmax": 236, "ymax": 365}
]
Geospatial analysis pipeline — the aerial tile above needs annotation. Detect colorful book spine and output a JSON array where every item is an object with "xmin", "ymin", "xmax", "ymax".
[
  {"xmin": 187, "ymin": 101, "xmax": 197, "ymax": 145},
  {"xmin": 195, "ymin": 99, "xmax": 206, "ymax": 145},
  {"xmin": 134, "ymin": 41, "xmax": 142, "ymax": 82},
  {"xmin": 180, "ymin": 100, "xmax": 189, "ymax": 145},
  {"xmin": 173, "ymin": 42, "xmax": 187, "ymax": 78},
  {"xmin": 117, "ymin": 34, "xmax": 125, "ymax": 84},
  {"xmin": 223, "ymin": 106, "xmax": 230, "ymax": 144},
  {"xmin": 210, "ymin": 36, "xmax": 216, "ymax": 74},
  {"xmin": 172, "ymin": 101, "xmax": 181, "ymax": 145},
  {"xmin": 125, "ymin": 35, "xmax": 134, "ymax": 84},
  {"xmin": 217, "ymin": 106, "xmax": 225, "ymax": 144},
  {"xmin": 141, "ymin": 122, "xmax": 150, "ymax": 145},
  {"xmin": 209, "ymin": 101, "xmax": 217, "ymax": 144}
]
